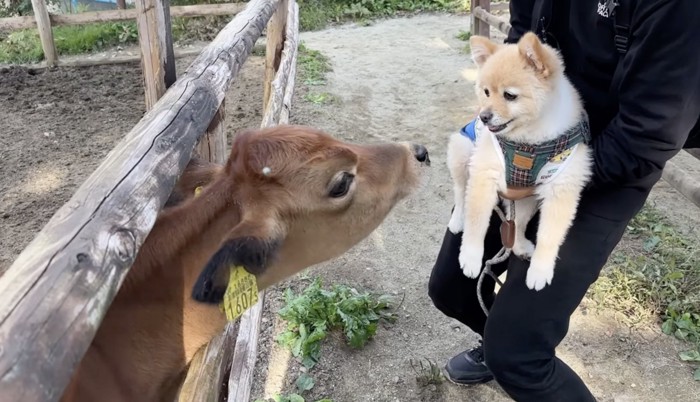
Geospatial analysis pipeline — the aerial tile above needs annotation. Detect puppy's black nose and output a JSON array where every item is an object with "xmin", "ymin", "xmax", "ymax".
[
  {"xmin": 412, "ymin": 144, "xmax": 430, "ymax": 166},
  {"xmin": 479, "ymin": 111, "xmax": 493, "ymax": 124}
]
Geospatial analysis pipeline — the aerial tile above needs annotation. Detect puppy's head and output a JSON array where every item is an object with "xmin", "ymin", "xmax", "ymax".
[{"xmin": 469, "ymin": 32, "xmax": 564, "ymax": 136}]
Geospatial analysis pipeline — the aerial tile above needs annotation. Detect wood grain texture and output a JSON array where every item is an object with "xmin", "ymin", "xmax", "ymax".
[
  {"xmin": 0, "ymin": 3, "xmax": 247, "ymax": 31},
  {"xmin": 227, "ymin": 292, "xmax": 266, "ymax": 402},
  {"xmin": 136, "ymin": 0, "xmax": 176, "ymax": 110},
  {"xmin": 177, "ymin": 322, "xmax": 238, "ymax": 402},
  {"xmin": 261, "ymin": 0, "xmax": 298, "ymax": 128},
  {"xmin": 473, "ymin": 5, "xmax": 511, "ymax": 37},
  {"xmin": 30, "ymin": 0, "xmax": 57, "ymax": 66},
  {"xmin": 0, "ymin": 0, "xmax": 278, "ymax": 400},
  {"xmin": 262, "ymin": 0, "xmax": 288, "ymax": 112},
  {"xmin": 195, "ymin": 100, "xmax": 228, "ymax": 164},
  {"xmin": 228, "ymin": 3, "xmax": 297, "ymax": 401}
]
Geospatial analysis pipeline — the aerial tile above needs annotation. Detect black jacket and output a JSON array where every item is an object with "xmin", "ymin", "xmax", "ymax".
[{"xmin": 504, "ymin": 0, "xmax": 700, "ymax": 190}]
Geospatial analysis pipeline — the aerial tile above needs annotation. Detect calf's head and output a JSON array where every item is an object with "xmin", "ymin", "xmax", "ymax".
[{"xmin": 192, "ymin": 125, "xmax": 429, "ymax": 303}]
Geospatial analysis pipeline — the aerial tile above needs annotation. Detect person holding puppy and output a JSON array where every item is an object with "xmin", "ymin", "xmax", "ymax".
[{"xmin": 428, "ymin": 1, "xmax": 700, "ymax": 401}]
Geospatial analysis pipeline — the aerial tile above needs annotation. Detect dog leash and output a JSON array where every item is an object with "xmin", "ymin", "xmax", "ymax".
[{"xmin": 476, "ymin": 198, "xmax": 515, "ymax": 316}]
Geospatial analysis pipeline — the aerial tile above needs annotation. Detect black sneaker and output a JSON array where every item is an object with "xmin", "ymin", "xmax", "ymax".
[{"xmin": 445, "ymin": 340, "xmax": 494, "ymax": 385}]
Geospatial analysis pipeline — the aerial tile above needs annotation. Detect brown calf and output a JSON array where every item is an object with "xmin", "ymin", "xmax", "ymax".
[{"xmin": 60, "ymin": 125, "xmax": 430, "ymax": 402}]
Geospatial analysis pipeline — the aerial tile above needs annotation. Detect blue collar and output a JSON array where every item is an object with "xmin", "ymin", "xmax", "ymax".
[{"xmin": 460, "ymin": 119, "xmax": 477, "ymax": 143}]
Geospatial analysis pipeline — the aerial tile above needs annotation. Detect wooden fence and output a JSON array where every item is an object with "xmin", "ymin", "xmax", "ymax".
[
  {"xmin": 0, "ymin": 0, "xmax": 298, "ymax": 399},
  {"xmin": 0, "ymin": 0, "xmax": 248, "ymax": 67},
  {"xmin": 470, "ymin": 0, "xmax": 700, "ymax": 208}
]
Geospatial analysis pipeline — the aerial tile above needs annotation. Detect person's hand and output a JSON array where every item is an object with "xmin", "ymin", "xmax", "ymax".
[{"xmin": 499, "ymin": 186, "xmax": 536, "ymax": 200}]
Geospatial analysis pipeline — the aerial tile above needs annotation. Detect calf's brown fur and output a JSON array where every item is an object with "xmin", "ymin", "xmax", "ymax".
[{"xmin": 61, "ymin": 125, "xmax": 429, "ymax": 402}]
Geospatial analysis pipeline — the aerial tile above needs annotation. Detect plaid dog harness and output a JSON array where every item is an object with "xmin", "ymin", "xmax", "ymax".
[{"xmin": 459, "ymin": 115, "xmax": 591, "ymax": 187}]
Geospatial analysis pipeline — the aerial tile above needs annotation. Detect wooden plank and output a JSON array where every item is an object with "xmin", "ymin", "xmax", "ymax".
[
  {"xmin": 473, "ymin": 5, "xmax": 511, "ymax": 36},
  {"xmin": 662, "ymin": 160, "xmax": 700, "ymax": 208},
  {"xmin": 30, "ymin": 0, "xmax": 57, "ymax": 67},
  {"xmin": 261, "ymin": 0, "xmax": 298, "ymax": 127},
  {"xmin": 228, "ymin": 2, "xmax": 297, "ymax": 400},
  {"xmin": 0, "ymin": 3, "xmax": 247, "ymax": 31},
  {"xmin": 0, "ymin": 0, "xmax": 279, "ymax": 400},
  {"xmin": 195, "ymin": 100, "xmax": 228, "ymax": 164},
  {"xmin": 135, "ymin": 0, "xmax": 176, "ymax": 110},
  {"xmin": 177, "ymin": 322, "xmax": 238, "ymax": 402},
  {"xmin": 227, "ymin": 293, "xmax": 266, "ymax": 402},
  {"xmin": 263, "ymin": 0, "xmax": 288, "ymax": 112}
]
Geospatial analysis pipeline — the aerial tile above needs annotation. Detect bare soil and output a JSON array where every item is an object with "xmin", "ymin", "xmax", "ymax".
[{"xmin": 1, "ymin": 12, "xmax": 699, "ymax": 402}]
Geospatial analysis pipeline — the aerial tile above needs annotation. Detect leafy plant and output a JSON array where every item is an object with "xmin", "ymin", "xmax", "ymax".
[
  {"xmin": 255, "ymin": 394, "xmax": 333, "ymax": 402},
  {"xmin": 410, "ymin": 358, "xmax": 445, "ymax": 387},
  {"xmin": 455, "ymin": 29, "xmax": 471, "ymax": 41},
  {"xmin": 276, "ymin": 278, "xmax": 397, "ymax": 369},
  {"xmin": 589, "ymin": 206, "xmax": 700, "ymax": 379}
]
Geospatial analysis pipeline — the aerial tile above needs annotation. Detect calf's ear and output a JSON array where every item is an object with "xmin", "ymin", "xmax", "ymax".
[{"xmin": 191, "ymin": 216, "xmax": 284, "ymax": 304}]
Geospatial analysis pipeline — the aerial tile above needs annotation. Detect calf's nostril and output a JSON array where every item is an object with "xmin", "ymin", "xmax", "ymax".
[{"xmin": 412, "ymin": 144, "xmax": 430, "ymax": 166}]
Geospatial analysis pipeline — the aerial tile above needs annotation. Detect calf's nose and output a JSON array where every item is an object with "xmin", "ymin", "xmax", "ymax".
[{"xmin": 412, "ymin": 143, "xmax": 430, "ymax": 166}]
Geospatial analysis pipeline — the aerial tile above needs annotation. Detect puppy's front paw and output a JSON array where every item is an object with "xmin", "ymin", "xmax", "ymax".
[
  {"xmin": 512, "ymin": 239, "xmax": 535, "ymax": 260},
  {"xmin": 447, "ymin": 211, "xmax": 464, "ymax": 234},
  {"xmin": 459, "ymin": 244, "xmax": 483, "ymax": 278},
  {"xmin": 525, "ymin": 261, "xmax": 554, "ymax": 291}
]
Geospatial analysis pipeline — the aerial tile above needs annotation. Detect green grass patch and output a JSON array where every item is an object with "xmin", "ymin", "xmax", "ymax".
[
  {"xmin": 455, "ymin": 29, "xmax": 471, "ymax": 41},
  {"xmin": 0, "ymin": 22, "xmax": 139, "ymax": 64},
  {"xmin": 298, "ymin": 0, "xmax": 464, "ymax": 31},
  {"xmin": 298, "ymin": 42, "xmax": 332, "ymax": 86},
  {"xmin": 275, "ymin": 277, "xmax": 397, "ymax": 370},
  {"xmin": 589, "ymin": 206, "xmax": 700, "ymax": 379}
]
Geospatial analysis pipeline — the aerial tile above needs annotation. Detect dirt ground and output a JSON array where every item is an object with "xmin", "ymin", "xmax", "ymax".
[{"xmin": 1, "ymin": 12, "xmax": 699, "ymax": 402}]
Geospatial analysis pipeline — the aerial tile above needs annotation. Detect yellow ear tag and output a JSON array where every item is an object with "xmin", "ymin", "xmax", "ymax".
[
  {"xmin": 220, "ymin": 265, "xmax": 259, "ymax": 321},
  {"xmin": 194, "ymin": 186, "xmax": 203, "ymax": 197}
]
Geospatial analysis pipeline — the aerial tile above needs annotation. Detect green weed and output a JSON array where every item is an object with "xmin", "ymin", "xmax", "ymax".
[
  {"xmin": 455, "ymin": 29, "xmax": 471, "ymax": 41},
  {"xmin": 298, "ymin": 42, "xmax": 332, "ymax": 86},
  {"xmin": 255, "ymin": 394, "xmax": 334, "ymax": 402},
  {"xmin": 589, "ymin": 205, "xmax": 700, "ymax": 379},
  {"xmin": 410, "ymin": 358, "xmax": 445, "ymax": 387},
  {"xmin": 275, "ymin": 278, "xmax": 397, "ymax": 369}
]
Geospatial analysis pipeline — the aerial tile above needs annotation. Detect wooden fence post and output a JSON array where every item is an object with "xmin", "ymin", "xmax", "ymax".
[
  {"xmin": 195, "ymin": 101, "xmax": 228, "ymax": 163},
  {"xmin": 30, "ymin": 0, "xmax": 58, "ymax": 67},
  {"xmin": 135, "ymin": 0, "xmax": 177, "ymax": 110},
  {"xmin": 263, "ymin": 0, "xmax": 288, "ymax": 112},
  {"xmin": 471, "ymin": 0, "xmax": 491, "ymax": 38}
]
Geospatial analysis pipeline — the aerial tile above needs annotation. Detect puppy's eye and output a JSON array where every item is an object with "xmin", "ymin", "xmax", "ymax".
[
  {"xmin": 504, "ymin": 92, "xmax": 518, "ymax": 101},
  {"xmin": 484, "ymin": 88, "xmax": 490, "ymax": 97},
  {"xmin": 329, "ymin": 173, "xmax": 355, "ymax": 198}
]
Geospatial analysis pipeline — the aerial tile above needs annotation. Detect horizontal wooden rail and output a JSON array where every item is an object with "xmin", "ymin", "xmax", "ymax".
[
  {"xmin": 662, "ymin": 159, "xmax": 700, "ymax": 208},
  {"xmin": 473, "ymin": 5, "xmax": 511, "ymax": 36},
  {"xmin": 0, "ymin": 3, "xmax": 246, "ymax": 31},
  {"xmin": 0, "ymin": 0, "xmax": 279, "ymax": 400}
]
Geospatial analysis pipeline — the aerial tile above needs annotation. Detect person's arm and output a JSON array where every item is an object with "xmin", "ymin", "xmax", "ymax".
[
  {"xmin": 590, "ymin": 0, "xmax": 700, "ymax": 188},
  {"xmin": 504, "ymin": 0, "xmax": 535, "ymax": 44}
]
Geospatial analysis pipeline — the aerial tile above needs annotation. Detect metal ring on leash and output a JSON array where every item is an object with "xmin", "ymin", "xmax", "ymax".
[{"xmin": 476, "ymin": 199, "xmax": 515, "ymax": 317}]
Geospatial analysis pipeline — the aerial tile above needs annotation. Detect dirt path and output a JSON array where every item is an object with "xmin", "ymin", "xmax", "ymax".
[{"xmin": 251, "ymin": 13, "xmax": 700, "ymax": 402}]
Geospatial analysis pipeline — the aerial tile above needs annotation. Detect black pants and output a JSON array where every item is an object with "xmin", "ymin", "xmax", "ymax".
[{"xmin": 428, "ymin": 185, "xmax": 654, "ymax": 401}]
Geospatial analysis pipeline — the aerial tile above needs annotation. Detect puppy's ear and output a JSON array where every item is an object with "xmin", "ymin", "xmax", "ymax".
[
  {"xmin": 470, "ymin": 35, "xmax": 499, "ymax": 67},
  {"xmin": 192, "ymin": 216, "xmax": 284, "ymax": 304},
  {"xmin": 517, "ymin": 32, "xmax": 560, "ymax": 78}
]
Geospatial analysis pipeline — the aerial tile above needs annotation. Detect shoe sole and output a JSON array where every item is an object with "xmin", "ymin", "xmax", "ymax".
[{"xmin": 443, "ymin": 365, "xmax": 494, "ymax": 386}]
